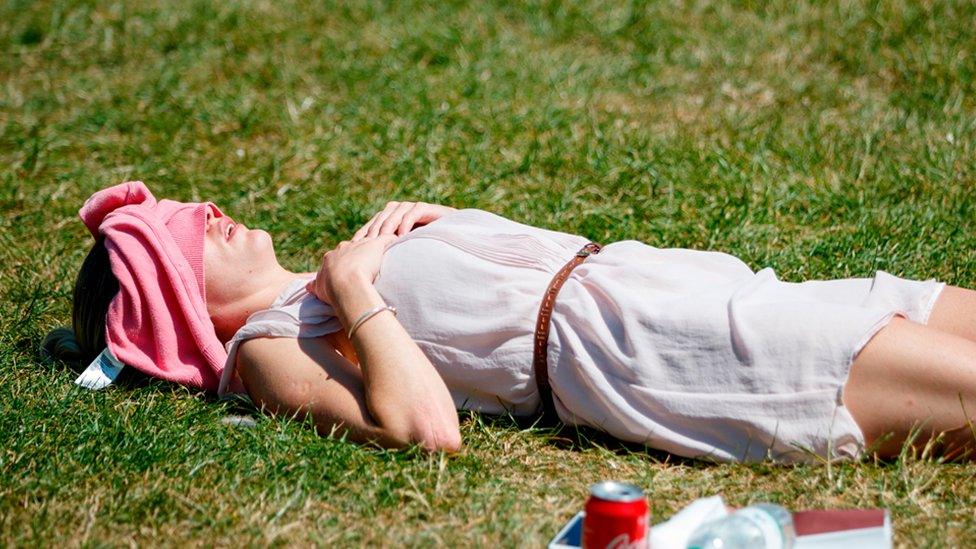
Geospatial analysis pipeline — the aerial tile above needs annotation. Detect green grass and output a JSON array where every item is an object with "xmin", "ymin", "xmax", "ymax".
[{"xmin": 3, "ymin": 0, "xmax": 976, "ymax": 545}]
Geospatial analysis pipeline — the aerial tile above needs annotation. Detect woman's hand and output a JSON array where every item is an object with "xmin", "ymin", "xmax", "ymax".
[
  {"xmin": 306, "ymin": 233, "xmax": 401, "ymax": 305},
  {"xmin": 352, "ymin": 201, "xmax": 457, "ymax": 241}
]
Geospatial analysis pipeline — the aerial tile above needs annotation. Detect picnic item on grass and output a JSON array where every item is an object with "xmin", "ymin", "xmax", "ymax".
[
  {"xmin": 548, "ymin": 495, "xmax": 892, "ymax": 549},
  {"xmin": 581, "ymin": 481, "xmax": 649, "ymax": 549},
  {"xmin": 686, "ymin": 503, "xmax": 794, "ymax": 549},
  {"xmin": 74, "ymin": 346, "xmax": 126, "ymax": 390},
  {"xmin": 221, "ymin": 415, "xmax": 258, "ymax": 428},
  {"xmin": 790, "ymin": 509, "xmax": 891, "ymax": 548}
]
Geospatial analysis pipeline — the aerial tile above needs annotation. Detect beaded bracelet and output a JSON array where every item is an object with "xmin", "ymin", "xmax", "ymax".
[{"xmin": 347, "ymin": 304, "xmax": 397, "ymax": 339}]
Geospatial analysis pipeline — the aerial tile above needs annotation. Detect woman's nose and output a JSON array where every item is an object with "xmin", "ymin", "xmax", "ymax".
[{"xmin": 205, "ymin": 204, "xmax": 222, "ymax": 228}]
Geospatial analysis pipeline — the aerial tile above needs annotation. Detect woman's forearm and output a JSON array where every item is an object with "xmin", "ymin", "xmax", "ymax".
[{"xmin": 330, "ymin": 271, "xmax": 461, "ymax": 451}]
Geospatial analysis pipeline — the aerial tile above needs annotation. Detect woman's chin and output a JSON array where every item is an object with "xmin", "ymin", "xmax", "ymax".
[
  {"xmin": 244, "ymin": 227, "xmax": 268, "ymax": 241},
  {"xmin": 251, "ymin": 228, "xmax": 277, "ymax": 254}
]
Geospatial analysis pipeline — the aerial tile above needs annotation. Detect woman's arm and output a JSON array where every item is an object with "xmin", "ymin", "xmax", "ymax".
[
  {"xmin": 330, "ymin": 269, "xmax": 461, "ymax": 450},
  {"xmin": 237, "ymin": 271, "xmax": 461, "ymax": 452}
]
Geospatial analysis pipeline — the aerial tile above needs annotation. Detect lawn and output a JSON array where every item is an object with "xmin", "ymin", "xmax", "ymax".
[{"xmin": 2, "ymin": 0, "xmax": 975, "ymax": 545}]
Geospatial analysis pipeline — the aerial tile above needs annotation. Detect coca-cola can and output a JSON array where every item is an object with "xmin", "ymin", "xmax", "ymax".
[{"xmin": 582, "ymin": 481, "xmax": 650, "ymax": 549}]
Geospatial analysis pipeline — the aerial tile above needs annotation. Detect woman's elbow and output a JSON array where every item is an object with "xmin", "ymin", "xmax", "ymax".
[
  {"xmin": 379, "ymin": 419, "xmax": 462, "ymax": 453},
  {"xmin": 419, "ymin": 426, "xmax": 463, "ymax": 453},
  {"xmin": 371, "ymin": 402, "xmax": 462, "ymax": 452},
  {"xmin": 437, "ymin": 426, "xmax": 463, "ymax": 453},
  {"xmin": 409, "ymin": 406, "xmax": 462, "ymax": 453}
]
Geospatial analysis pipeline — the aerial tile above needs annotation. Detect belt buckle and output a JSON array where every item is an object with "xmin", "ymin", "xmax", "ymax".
[{"xmin": 575, "ymin": 243, "xmax": 599, "ymax": 257}]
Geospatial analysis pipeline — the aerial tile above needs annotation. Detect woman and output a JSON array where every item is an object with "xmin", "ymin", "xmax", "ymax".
[{"xmin": 43, "ymin": 181, "xmax": 976, "ymax": 462}]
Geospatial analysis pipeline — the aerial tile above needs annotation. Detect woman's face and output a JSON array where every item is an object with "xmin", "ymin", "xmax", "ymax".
[{"xmin": 203, "ymin": 204, "xmax": 278, "ymax": 304}]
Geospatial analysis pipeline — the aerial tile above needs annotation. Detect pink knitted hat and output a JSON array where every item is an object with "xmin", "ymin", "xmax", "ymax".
[{"xmin": 78, "ymin": 181, "xmax": 227, "ymax": 391}]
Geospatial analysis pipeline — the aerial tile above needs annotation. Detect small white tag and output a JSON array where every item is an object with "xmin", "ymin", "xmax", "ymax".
[{"xmin": 74, "ymin": 347, "xmax": 125, "ymax": 390}]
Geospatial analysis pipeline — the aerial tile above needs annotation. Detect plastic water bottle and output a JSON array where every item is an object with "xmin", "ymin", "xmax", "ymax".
[{"xmin": 686, "ymin": 503, "xmax": 796, "ymax": 549}]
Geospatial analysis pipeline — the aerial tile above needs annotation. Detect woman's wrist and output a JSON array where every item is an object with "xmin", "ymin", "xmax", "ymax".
[
  {"xmin": 331, "ymin": 267, "xmax": 371, "ymax": 291},
  {"xmin": 330, "ymin": 270, "xmax": 386, "ymax": 329},
  {"xmin": 348, "ymin": 304, "xmax": 397, "ymax": 339}
]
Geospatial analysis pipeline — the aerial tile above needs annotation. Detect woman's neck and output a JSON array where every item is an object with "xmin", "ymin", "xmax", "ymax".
[{"xmin": 209, "ymin": 268, "xmax": 317, "ymax": 344}]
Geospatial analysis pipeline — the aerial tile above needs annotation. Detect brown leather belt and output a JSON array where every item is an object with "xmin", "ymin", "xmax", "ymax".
[{"xmin": 533, "ymin": 242, "xmax": 602, "ymax": 422}]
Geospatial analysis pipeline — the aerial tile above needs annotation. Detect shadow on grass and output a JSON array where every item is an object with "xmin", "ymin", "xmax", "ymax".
[
  {"xmin": 31, "ymin": 337, "xmax": 719, "ymax": 465},
  {"xmin": 35, "ymin": 342, "xmax": 264, "ymax": 412},
  {"xmin": 458, "ymin": 409, "xmax": 711, "ymax": 467},
  {"xmin": 37, "ymin": 343, "xmax": 975, "ymax": 468}
]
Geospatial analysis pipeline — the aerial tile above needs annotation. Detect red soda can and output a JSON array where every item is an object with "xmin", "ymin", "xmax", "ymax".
[{"xmin": 582, "ymin": 481, "xmax": 650, "ymax": 549}]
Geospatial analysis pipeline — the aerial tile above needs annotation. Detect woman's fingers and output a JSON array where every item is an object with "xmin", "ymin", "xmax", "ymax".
[
  {"xmin": 307, "ymin": 233, "xmax": 402, "ymax": 303},
  {"xmin": 352, "ymin": 201, "xmax": 451, "ymax": 241},
  {"xmin": 365, "ymin": 206, "xmax": 394, "ymax": 238},
  {"xmin": 306, "ymin": 277, "xmax": 329, "ymax": 304},
  {"xmin": 396, "ymin": 206, "xmax": 435, "ymax": 235},
  {"xmin": 376, "ymin": 202, "xmax": 414, "ymax": 236},
  {"xmin": 397, "ymin": 204, "xmax": 449, "ymax": 235},
  {"xmin": 379, "ymin": 232, "xmax": 400, "ymax": 247},
  {"xmin": 353, "ymin": 201, "xmax": 402, "ymax": 241},
  {"xmin": 396, "ymin": 210, "xmax": 418, "ymax": 236},
  {"xmin": 367, "ymin": 201, "xmax": 408, "ymax": 238},
  {"xmin": 351, "ymin": 211, "xmax": 381, "ymax": 241},
  {"xmin": 353, "ymin": 202, "xmax": 396, "ymax": 241}
]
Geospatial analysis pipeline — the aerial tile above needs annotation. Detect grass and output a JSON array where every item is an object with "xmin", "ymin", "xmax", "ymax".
[{"xmin": 2, "ymin": 0, "xmax": 975, "ymax": 545}]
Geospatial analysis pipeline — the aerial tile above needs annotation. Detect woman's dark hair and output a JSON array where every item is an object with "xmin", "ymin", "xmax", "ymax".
[{"xmin": 41, "ymin": 238, "xmax": 121, "ymax": 372}]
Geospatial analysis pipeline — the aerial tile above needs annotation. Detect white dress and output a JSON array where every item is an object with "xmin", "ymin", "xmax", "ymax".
[{"xmin": 219, "ymin": 208, "xmax": 946, "ymax": 463}]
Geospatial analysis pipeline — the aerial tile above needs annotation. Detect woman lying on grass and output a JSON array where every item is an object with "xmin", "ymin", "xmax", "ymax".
[{"xmin": 44, "ymin": 181, "xmax": 976, "ymax": 463}]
